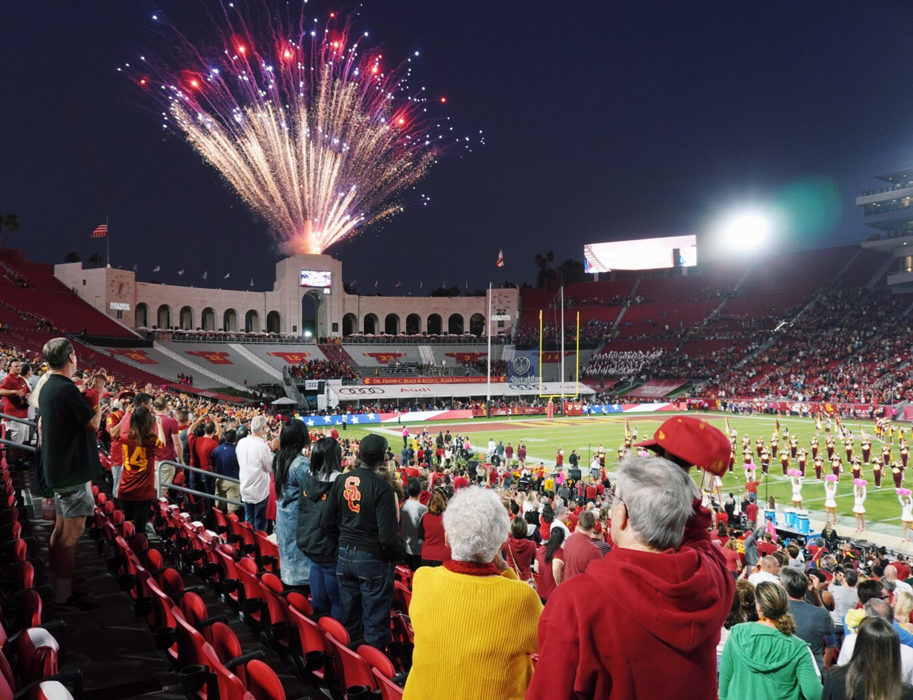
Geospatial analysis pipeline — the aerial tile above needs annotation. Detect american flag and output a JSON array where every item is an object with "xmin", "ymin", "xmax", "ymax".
[
  {"xmin": 91, "ymin": 224, "xmax": 108, "ymax": 239},
  {"xmin": 496, "ymin": 249, "xmax": 504, "ymax": 268}
]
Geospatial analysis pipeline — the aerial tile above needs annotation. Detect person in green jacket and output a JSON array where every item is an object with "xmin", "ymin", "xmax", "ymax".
[{"xmin": 720, "ymin": 581, "xmax": 822, "ymax": 700}]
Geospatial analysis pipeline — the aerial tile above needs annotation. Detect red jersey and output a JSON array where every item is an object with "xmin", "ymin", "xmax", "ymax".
[
  {"xmin": 419, "ymin": 512, "xmax": 450, "ymax": 563},
  {"xmin": 154, "ymin": 414, "xmax": 179, "ymax": 462},
  {"xmin": 107, "ymin": 409, "xmax": 125, "ymax": 467},
  {"xmin": 0, "ymin": 373, "xmax": 29, "ymax": 418},
  {"xmin": 194, "ymin": 435, "xmax": 219, "ymax": 471},
  {"xmin": 535, "ymin": 545, "xmax": 564, "ymax": 602},
  {"xmin": 757, "ymin": 541, "xmax": 778, "ymax": 558},
  {"xmin": 119, "ymin": 436, "xmax": 162, "ymax": 501}
]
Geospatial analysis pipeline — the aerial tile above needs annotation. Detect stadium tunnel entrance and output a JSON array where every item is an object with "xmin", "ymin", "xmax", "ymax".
[{"xmin": 300, "ymin": 289, "xmax": 325, "ymax": 338}]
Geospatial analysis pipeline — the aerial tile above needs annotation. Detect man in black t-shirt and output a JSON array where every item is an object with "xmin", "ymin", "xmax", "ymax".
[
  {"xmin": 322, "ymin": 433, "xmax": 402, "ymax": 651},
  {"xmin": 37, "ymin": 338, "xmax": 103, "ymax": 611}
]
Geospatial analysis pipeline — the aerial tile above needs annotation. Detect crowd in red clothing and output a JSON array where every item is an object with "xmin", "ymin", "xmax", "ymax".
[{"xmin": 289, "ymin": 358, "xmax": 359, "ymax": 381}]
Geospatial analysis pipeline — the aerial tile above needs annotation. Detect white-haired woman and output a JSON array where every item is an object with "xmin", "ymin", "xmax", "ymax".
[{"xmin": 403, "ymin": 486, "xmax": 542, "ymax": 700}]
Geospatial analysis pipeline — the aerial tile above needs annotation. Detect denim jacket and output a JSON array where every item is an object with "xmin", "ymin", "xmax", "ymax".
[{"xmin": 277, "ymin": 454, "xmax": 312, "ymax": 586}]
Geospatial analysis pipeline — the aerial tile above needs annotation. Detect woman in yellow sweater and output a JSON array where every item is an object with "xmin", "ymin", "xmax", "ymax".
[{"xmin": 403, "ymin": 486, "xmax": 543, "ymax": 700}]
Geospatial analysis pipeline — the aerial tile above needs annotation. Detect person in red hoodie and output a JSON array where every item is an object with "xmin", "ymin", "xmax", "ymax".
[{"xmin": 528, "ymin": 415, "xmax": 735, "ymax": 700}]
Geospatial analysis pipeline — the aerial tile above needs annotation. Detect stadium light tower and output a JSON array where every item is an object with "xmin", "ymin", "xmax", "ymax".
[{"xmin": 720, "ymin": 210, "xmax": 771, "ymax": 252}]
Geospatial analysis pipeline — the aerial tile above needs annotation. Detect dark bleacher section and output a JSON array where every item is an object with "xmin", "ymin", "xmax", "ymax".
[
  {"xmin": 524, "ymin": 245, "xmax": 899, "ymax": 391},
  {"xmin": 4, "ymin": 328, "xmax": 169, "ymax": 387},
  {"xmin": 0, "ymin": 250, "xmax": 136, "ymax": 338}
]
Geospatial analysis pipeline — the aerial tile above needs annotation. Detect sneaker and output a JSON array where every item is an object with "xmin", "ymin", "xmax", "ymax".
[{"xmin": 53, "ymin": 596, "xmax": 101, "ymax": 614}]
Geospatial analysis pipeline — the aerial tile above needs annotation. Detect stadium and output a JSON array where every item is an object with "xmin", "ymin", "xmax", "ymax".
[{"xmin": 5, "ymin": 2, "xmax": 913, "ymax": 699}]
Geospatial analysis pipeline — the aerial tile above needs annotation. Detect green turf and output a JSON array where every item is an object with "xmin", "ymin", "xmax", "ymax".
[{"xmin": 335, "ymin": 413, "xmax": 909, "ymax": 529}]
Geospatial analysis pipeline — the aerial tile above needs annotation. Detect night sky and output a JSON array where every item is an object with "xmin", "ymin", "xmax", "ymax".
[{"xmin": 2, "ymin": 1, "xmax": 913, "ymax": 294}]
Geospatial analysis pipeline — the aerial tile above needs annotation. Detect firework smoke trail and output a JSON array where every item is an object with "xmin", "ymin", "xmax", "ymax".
[{"xmin": 125, "ymin": 5, "xmax": 463, "ymax": 255}]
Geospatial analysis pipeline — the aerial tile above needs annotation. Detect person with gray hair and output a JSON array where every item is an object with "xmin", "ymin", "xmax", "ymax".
[
  {"xmin": 402, "ymin": 486, "xmax": 542, "ymax": 700},
  {"xmin": 836, "ymin": 598, "xmax": 913, "ymax": 683},
  {"xmin": 530, "ymin": 416, "xmax": 735, "ymax": 700},
  {"xmin": 235, "ymin": 413, "xmax": 274, "ymax": 531}
]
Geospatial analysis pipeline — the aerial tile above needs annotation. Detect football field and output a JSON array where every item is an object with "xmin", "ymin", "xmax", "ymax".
[{"xmin": 339, "ymin": 412, "xmax": 907, "ymax": 532}]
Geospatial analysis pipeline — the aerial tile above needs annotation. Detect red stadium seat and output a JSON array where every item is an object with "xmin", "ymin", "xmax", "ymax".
[
  {"xmin": 319, "ymin": 617, "xmax": 376, "ymax": 695},
  {"xmin": 286, "ymin": 607, "xmax": 329, "ymax": 684},
  {"xmin": 244, "ymin": 659, "xmax": 285, "ymax": 700},
  {"xmin": 17, "ymin": 626, "xmax": 60, "ymax": 683}
]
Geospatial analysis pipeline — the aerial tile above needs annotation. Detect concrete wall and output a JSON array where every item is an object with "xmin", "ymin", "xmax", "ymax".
[{"xmin": 55, "ymin": 255, "xmax": 520, "ymax": 339}]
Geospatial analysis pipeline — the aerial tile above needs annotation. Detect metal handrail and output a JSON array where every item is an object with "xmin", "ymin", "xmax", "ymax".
[
  {"xmin": 0, "ymin": 412, "xmax": 37, "ymax": 428},
  {"xmin": 0, "ymin": 411, "xmax": 38, "ymax": 453},
  {"xmin": 155, "ymin": 460, "xmax": 243, "ymax": 508}
]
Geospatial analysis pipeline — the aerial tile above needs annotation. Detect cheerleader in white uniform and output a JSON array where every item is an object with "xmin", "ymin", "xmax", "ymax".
[
  {"xmin": 899, "ymin": 488, "xmax": 913, "ymax": 543},
  {"xmin": 824, "ymin": 475, "xmax": 838, "ymax": 525},
  {"xmin": 789, "ymin": 469, "xmax": 803, "ymax": 509},
  {"xmin": 853, "ymin": 479, "xmax": 867, "ymax": 533}
]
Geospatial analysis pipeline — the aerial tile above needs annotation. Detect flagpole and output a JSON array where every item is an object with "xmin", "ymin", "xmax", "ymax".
[
  {"xmin": 486, "ymin": 282, "xmax": 492, "ymax": 418},
  {"xmin": 560, "ymin": 284, "xmax": 565, "ymax": 409},
  {"xmin": 105, "ymin": 215, "xmax": 110, "ymax": 268},
  {"xmin": 538, "ymin": 309, "xmax": 543, "ymax": 398},
  {"xmin": 575, "ymin": 310, "xmax": 580, "ymax": 397}
]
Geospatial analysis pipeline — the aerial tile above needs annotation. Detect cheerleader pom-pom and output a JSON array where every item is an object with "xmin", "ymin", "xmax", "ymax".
[
  {"xmin": 825, "ymin": 474, "xmax": 839, "ymax": 482},
  {"xmin": 897, "ymin": 488, "xmax": 912, "ymax": 497},
  {"xmin": 788, "ymin": 469, "xmax": 802, "ymax": 477},
  {"xmin": 853, "ymin": 478, "xmax": 867, "ymax": 486},
  {"xmin": 745, "ymin": 462, "xmax": 757, "ymax": 471}
]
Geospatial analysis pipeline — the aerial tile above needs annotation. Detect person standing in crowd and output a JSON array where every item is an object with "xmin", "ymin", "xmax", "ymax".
[
  {"xmin": 781, "ymin": 567, "xmax": 836, "ymax": 675},
  {"xmin": 0, "ymin": 358, "xmax": 31, "ymax": 464},
  {"xmin": 533, "ymin": 527, "xmax": 565, "ymax": 604},
  {"xmin": 191, "ymin": 416, "xmax": 221, "ymax": 507},
  {"xmin": 503, "ymin": 516, "xmax": 537, "ymax": 583},
  {"xmin": 561, "ymin": 509, "xmax": 601, "ymax": 581},
  {"xmin": 719, "ymin": 581, "xmax": 822, "ymax": 700},
  {"xmin": 37, "ymin": 337, "xmax": 104, "ymax": 611},
  {"xmin": 529, "ymin": 416, "xmax": 735, "ymax": 700},
  {"xmin": 403, "ymin": 487, "xmax": 542, "ymax": 700},
  {"xmin": 105, "ymin": 390, "xmax": 132, "ymax": 498},
  {"xmin": 823, "ymin": 616, "xmax": 913, "ymax": 700},
  {"xmin": 237, "ymin": 415, "xmax": 274, "ymax": 531},
  {"xmin": 153, "ymin": 398, "xmax": 182, "ymax": 497},
  {"xmin": 118, "ymin": 406, "xmax": 165, "ymax": 533},
  {"xmin": 419, "ymin": 489, "xmax": 450, "ymax": 566},
  {"xmin": 322, "ymin": 433, "xmax": 402, "ymax": 651},
  {"xmin": 400, "ymin": 477, "xmax": 427, "ymax": 570},
  {"xmin": 297, "ymin": 437, "xmax": 343, "ymax": 620},
  {"xmin": 836, "ymin": 598, "xmax": 913, "ymax": 682},
  {"xmin": 211, "ymin": 429, "xmax": 241, "ymax": 516},
  {"xmin": 273, "ymin": 420, "xmax": 311, "ymax": 591}
]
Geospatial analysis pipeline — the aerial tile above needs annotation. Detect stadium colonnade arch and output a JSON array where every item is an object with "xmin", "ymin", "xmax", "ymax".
[{"xmin": 53, "ymin": 254, "xmax": 519, "ymax": 339}]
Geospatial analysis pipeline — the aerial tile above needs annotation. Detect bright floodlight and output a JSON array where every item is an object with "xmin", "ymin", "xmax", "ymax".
[{"xmin": 721, "ymin": 211, "xmax": 770, "ymax": 251}]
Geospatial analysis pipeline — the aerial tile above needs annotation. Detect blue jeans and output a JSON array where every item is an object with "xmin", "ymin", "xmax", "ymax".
[
  {"xmin": 310, "ymin": 560, "xmax": 342, "ymax": 621},
  {"xmin": 244, "ymin": 497, "xmax": 269, "ymax": 532},
  {"xmin": 336, "ymin": 546, "xmax": 393, "ymax": 651}
]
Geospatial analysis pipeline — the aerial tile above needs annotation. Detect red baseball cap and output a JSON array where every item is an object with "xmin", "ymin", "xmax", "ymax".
[{"xmin": 636, "ymin": 416, "xmax": 731, "ymax": 476}]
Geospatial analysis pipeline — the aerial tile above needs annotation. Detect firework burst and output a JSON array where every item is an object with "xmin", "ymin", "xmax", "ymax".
[{"xmin": 124, "ymin": 5, "xmax": 464, "ymax": 255}]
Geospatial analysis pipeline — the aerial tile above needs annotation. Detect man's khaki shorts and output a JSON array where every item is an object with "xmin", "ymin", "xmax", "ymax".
[{"xmin": 54, "ymin": 481, "xmax": 94, "ymax": 518}]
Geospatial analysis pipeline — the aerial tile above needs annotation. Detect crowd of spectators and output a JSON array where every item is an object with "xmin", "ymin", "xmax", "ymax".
[
  {"xmin": 702, "ymin": 289, "xmax": 913, "ymax": 404},
  {"xmin": 583, "ymin": 349, "xmax": 663, "ymax": 378},
  {"xmin": 14, "ymin": 335, "xmax": 913, "ymax": 698},
  {"xmin": 289, "ymin": 358, "xmax": 359, "ymax": 382},
  {"xmin": 514, "ymin": 318, "xmax": 615, "ymax": 349}
]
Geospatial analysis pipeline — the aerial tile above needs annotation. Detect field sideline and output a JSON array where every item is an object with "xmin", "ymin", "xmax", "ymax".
[{"xmin": 335, "ymin": 412, "xmax": 909, "ymax": 536}]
